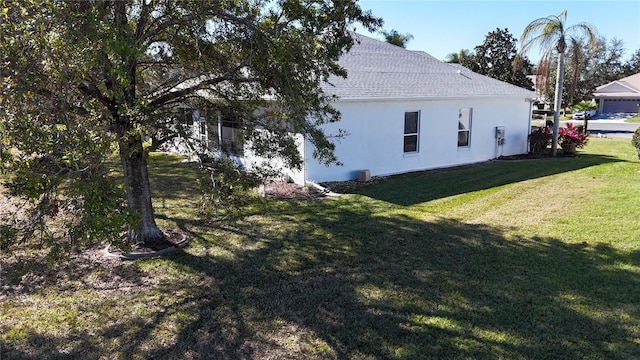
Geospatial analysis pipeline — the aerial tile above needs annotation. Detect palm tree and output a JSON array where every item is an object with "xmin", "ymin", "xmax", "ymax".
[
  {"xmin": 519, "ymin": 10, "xmax": 597, "ymax": 155},
  {"xmin": 445, "ymin": 49, "xmax": 472, "ymax": 64},
  {"xmin": 566, "ymin": 39, "xmax": 587, "ymax": 108},
  {"xmin": 381, "ymin": 29, "xmax": 414, "ymax": 48}
]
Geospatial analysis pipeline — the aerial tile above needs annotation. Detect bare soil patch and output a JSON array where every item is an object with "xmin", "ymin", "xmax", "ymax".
[{"xmin": 261, "ymin": 181, "xmax": 325, "ymax": 200}]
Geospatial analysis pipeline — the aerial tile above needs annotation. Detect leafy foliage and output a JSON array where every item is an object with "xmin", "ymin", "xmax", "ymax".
[
  {"xmin": 461, "ymin": 28, "xmax": 533, "ymax": 90},
  {"xmin": 0, "ymin": 0, "xmax": 382, "ymax": 249},
  {"xmin": 528, "ymin": 126, "xmax": 553, "ymax": 156},
  {"xmin": 631, "ymin": 128, "xmax": 640, "ymax": 160},
  {"xmin": 197, "ymin": 156, "xmax": 262, "ymax": 217},
  {"xmin": 559, "ymin": 122, "xmax": 589, "ymax": 149},
  {"xmin": 622, "ymin": 48, "xmax": 640, "ymax": 76},
  {"xmin": 381, "ymin": 29, "xmax": 414, "ymax": 48},
  {"xmin": 0, "ymin": 113, "xmax": 136, "ymax": 254},
  {"xmin": 572, "ymin": 100, "xmax": 597, "ymax": 112},
  {"xmin": 566, "ymin": 37, "xmax": 630, "ymax": 106},
  {"xmin": 445, "ymin": 49, "xmax": 472, "ymax": 64}
]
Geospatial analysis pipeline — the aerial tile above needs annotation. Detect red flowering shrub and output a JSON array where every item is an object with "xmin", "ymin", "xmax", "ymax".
[
  {"xmin": 529, "ymin": 126, "xmax": 552, "ymax": 155},
  {"xmin": 559, "ymin": 122, "xmax": 589, "ymax": 149}
]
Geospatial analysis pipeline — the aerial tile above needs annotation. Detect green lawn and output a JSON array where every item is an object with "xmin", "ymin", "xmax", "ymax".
[
  {"xmin": 2, "ymin": 139, "xmax": 640, "ymax": 359},
  {"xmin": 625, "ymin": 115, "xmax": 640, "ymax": 123}
]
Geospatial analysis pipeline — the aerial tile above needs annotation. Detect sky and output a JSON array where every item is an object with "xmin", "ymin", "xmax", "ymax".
[{"xmin": 356, "ymin": 0, "xmax": 640, "ymax": 63}]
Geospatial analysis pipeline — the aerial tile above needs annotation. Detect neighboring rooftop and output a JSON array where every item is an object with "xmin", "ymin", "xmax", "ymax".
[
  {"xmin": 594, "ymin": 73, "xmax": 640, "ymax": 98},
  {"xmin": 322, "ymin": 33, "xmax": 536, "ymax": 101}
]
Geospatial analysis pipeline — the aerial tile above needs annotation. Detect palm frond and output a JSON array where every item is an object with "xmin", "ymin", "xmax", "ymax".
[
  {"xmin": 567, "ymin": 37, "xmax": 584, "ymax": 106},
  {"xmin": 519, "ymin": 15, "xmax": 562, "ymax": 56},
  {"xmin": 566, "ymin": 23, "xmax": 598, "ymax": 48},
  {"xmin": 536, "ymin": 50, "xmax": 554, "ymax": 92}
]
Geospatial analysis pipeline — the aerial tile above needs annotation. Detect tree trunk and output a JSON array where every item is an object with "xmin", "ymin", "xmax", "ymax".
[
  {"xmin": 551, "ymin": 52, "xmax": 565, "ymax": 156},
  {"xmin": 119, "ymin": 133, "xmax": 168, "ymax": 249},
  {"xmin": 584, "ymin": 114, "xmax": 589, "ymax": 133}
]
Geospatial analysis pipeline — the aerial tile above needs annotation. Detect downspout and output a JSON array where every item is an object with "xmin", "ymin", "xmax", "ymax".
[
  {"xmin": 302, "ymin": 135, "xmax": 307, "ymax": 184},
  {"xmin": 527, "ymin": 97, "xmax": 534, "ymax": 154},
  {"xmin": 217, "ymin": 110, "xmax": 222, "ymax": 155}
]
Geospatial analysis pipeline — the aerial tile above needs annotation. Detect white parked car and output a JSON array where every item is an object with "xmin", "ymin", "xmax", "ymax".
[{"xmin": 572, "ymin": 109, "xmax": 596, "ymax": 120}]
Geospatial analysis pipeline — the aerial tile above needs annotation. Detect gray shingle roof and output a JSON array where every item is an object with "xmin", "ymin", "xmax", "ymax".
[
  {"xmin": 594, "ymin": 72, "xmax": 640, "ymax": 95},
  {"xmin": 322, "ymin": 33, "xmax": 536, "ymax": 100}
]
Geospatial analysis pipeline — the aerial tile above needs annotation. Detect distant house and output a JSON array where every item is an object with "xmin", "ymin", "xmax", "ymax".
[
  {"xmin": 181, "ymin": 33, "xmax": 536, "ymax": 184},
  {"xmin": 593, "ymin": 73, "xmax": 640, "ymax": 114},
  {"xmin": 527, "ymin": 74, "xmax": 550, "ymax": 109}
]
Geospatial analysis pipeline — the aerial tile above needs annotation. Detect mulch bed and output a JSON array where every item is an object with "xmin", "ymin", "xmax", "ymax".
[
  {"xmin": 497, "ymin": 152, "xmax": 577, "ymax": 160},
  {"xmin": 261, "ymin": 181, "xmax": 326, "ymax": 200}
]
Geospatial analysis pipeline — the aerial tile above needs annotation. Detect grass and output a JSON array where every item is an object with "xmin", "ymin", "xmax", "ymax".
[
  {"xmin": 2, "ymin": 139, "xmax": 640, "ymax": 359},
  {"xmin": 625, "ymin": 115, "xmax": 640, "ymax": 123}
]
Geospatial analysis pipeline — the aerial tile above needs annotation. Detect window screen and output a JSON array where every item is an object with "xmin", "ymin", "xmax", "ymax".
[{"xmin": 404, "ymin": 111, "xmax": 419, "ymax": 153}]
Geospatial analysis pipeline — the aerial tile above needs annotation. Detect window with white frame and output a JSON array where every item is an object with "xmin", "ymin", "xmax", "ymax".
[
  {"xmin": 458, "ymin": 108, "xmax": 472, "ymax": 147},
  {"xmin": 220, "ymin": 116, "xmax": 244, "ymax": 155},
  {"xmin": 404, "ymin": 111, "xmax": 419, "ymax": 153},
  {"xmin": 199, "ymin": 120, "xmax": 207, "ymax": 143}
]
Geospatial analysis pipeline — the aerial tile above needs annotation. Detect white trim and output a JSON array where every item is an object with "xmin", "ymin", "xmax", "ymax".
[
  {"xmin": 595, "ymin": 81, "xmax": 640, "ymax": 93},
  {"xmin": 457, "ymin": 108, "xmax": 472, "ymax": 148},
  {"xmin": 403, "ymin": 110, "xmax": 420, "ymax": 154},
  {"xmin": 334, "ymin": 95, "xmax": 535, "ymax": 103}
]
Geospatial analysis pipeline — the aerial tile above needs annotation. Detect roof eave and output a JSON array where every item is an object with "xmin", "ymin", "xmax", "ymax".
[{"xmin": 333, "ymin": 94, "xmax": 536, "ymax": 103}]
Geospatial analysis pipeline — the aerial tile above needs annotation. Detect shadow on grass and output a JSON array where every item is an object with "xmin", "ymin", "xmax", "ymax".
[
  {"xmin": 3, "ymin": 151, "xmax": 639, "ymax": 359},
  {"xmin": 347, "ymin": 153, "xmax": 624, "ymax": 206},
  {"xmin": 171, "ymin": 203, "xmax": 640, "ymax": 359},
  {"xmin": 6, "ymin": 199, "xmax": 637, "ymax": 359},
  {"xmin": 147, "ymin": 153, "xmax": 203, "ymax": 203}
]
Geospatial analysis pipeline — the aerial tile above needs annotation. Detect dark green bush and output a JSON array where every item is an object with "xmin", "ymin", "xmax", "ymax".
[
  {"xmin": 632, "ymin": 128, "xmax": 640, "ymax": 160},
  {"xmin": 529, "ymin": 126, "xmax": 553, "ymax": 156}
]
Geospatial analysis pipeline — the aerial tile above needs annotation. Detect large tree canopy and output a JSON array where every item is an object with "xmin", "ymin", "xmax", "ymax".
[
  {"xmin": 460, "ymin": 28, "xmax": 533, "ymax": 90},
  {"xmin": 622, "ymin": 48, "xmax": 640, "ymax": 76},
  {"xmin": 0, "ymin": 0, "xmax": 381, "ymax": 251}
]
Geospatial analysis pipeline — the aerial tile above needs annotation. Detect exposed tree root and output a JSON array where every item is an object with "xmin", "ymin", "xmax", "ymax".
[{"xmin": 103, "ymin": 230, "xmax": 190, "ymax": 261}]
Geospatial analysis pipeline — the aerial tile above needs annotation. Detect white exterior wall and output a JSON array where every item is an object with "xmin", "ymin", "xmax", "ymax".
[
  {"xmin": 241, "ymin": 131, "xmax": 306, "ymax": 184},
  {"xmin": 304, "ymin": 97, "xmax": 532, "ymax": 183}
]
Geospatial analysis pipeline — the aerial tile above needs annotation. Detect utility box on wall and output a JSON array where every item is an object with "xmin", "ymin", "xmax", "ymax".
[
  {"xmin": 496, "ymin": 126, "xmax": 506, "ymax": 145},
  {"xmin": 357, "ymin": 169, "xmax": 371, "ymax": 182}
]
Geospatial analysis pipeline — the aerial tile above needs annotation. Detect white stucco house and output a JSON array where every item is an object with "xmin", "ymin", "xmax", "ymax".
[
  {"xmin": 593, "ymin": 73, "xmax": 640, "ymax": 114},
  {"xmin": 289, "ymin": 33, "xmax": 535, "ymax": 183},
  {"xmin": 179, "ymin": 33, "xmax": 536, "ymax": 184}
]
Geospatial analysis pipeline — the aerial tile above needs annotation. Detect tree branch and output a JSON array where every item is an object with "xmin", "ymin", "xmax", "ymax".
[
  {"xmin": 135, "ymin": 0, "xmax": 153, "ymax": 41},
  {"xmin": 140, "ymin": 14, "xmax": 198, "ymax": 43},
  {"xmin": 146, "ymin": 60, "xmax": 259, "ymax": 108}
]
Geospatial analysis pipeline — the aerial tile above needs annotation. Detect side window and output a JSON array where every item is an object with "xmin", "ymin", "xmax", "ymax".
[
  {"xmin": 458, "ymin": 108, "xmax": 472, "ymax": 147},
  {"xmin": 177, "ymin": 108, "xmax": 194, "ymax": 126},
  {"xmin": 404, "ymin": 111, "xmax": 419, "ymax": 153},
  {"xmin": 199, "ymin": 120, "xmax": 207, "ymax": 143},
  {"xmin": 220, "ymin": 117, "xmax": 244, "ymax": 155}
]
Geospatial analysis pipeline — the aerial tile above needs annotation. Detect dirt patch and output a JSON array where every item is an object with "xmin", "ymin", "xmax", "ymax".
[
  {"xmin": 1, "ymin": 241, "xmax": 154, "ymax": 298},
  {"xmin": 0, "ymin": 192, "xmax": 29, "ymax": 225},
  {"xmin": 321, "ymin": 178, "xmax": 386, "ymax": 193},
  {"xmin": 261, "ymin": 181, "xmax": 325, "ymax": 200}
]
